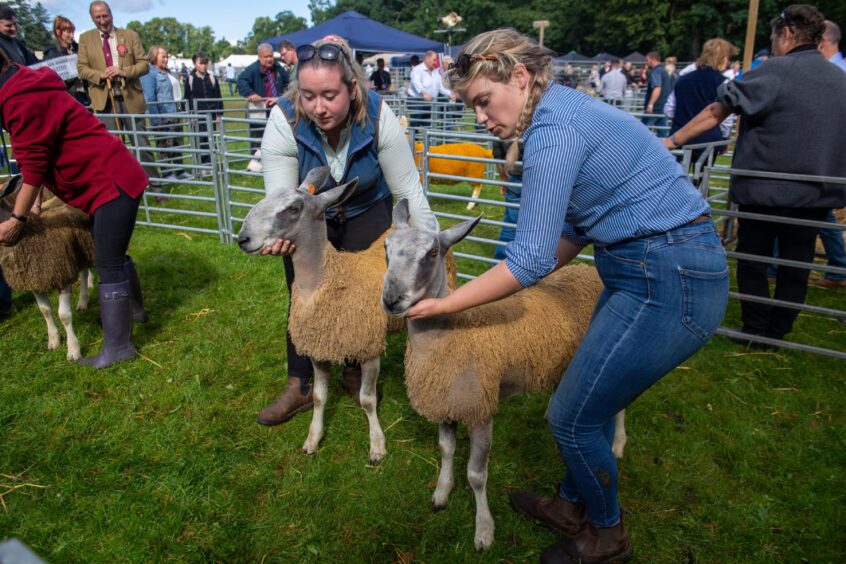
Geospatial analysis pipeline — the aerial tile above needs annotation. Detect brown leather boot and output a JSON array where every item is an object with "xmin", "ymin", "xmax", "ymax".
[
  {"xmin": 540, "ymin": 518, "xmax": 633, "ymax": 564},
  {"xmin": 341, "ymin": 364, "xmax": 362, "ymax": 405},
  {"xmin": 256, "ymin": 377, "xmax": 313, "ymax": 426},
  {"xmin": 509, "ymin": 490, "xmax": 585, "ymax": 536}
]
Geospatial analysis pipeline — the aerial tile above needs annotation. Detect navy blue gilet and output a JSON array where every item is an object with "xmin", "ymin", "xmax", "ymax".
[{"xmin": 278, "ymin": 90, "xmax": 391, "ymax": 221}]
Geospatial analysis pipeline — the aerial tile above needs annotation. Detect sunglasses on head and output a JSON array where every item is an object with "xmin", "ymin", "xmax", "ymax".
[
  {"xmin": 779, "ymin": 10, "xmax": 793, "ymax": 28},
  {"xmin": 449, "ymin": 53, "xmax": 498, "ymax": 78},
  {"xmin": 296, "ymin": 43, "xmax": 350, "ymax": 64}
]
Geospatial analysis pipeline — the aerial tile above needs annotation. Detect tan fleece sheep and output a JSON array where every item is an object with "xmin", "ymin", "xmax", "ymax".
[
  {"xmin": 413, "ymin": 141, "xmax": 493, "ymax": 211},
  {"xmin": 381, "ymin": 201, "xmax": 627, "ymax": 550},
  {"xmin": 0, "ymin": 194, "xmax": 95, "ymax": 361},
  {"xmin": 237, "ymin": 168, "xmax": 416, "ymax": 464}
]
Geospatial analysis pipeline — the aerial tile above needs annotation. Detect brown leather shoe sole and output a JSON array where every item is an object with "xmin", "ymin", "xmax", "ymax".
[{"xmin": 256, "ymin": 401, "xmax": 314, "ymax": 426}]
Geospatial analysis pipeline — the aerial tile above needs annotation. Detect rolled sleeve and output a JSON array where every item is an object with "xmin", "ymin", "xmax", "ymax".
[{"xmin": 504, "ymin": 120, "xmax": 586, "ymax": 287}]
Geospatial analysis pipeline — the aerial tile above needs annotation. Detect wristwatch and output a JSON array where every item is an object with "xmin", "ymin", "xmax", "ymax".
[{"xmin": 10, "ymin": 212, "xmax": 28, "ymax": 223}]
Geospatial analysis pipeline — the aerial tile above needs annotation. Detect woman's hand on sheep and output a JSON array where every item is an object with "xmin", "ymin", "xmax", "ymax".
[
  {"xmin": 407, "ymin": 297, "xmax": 453, "ymax": 319},
  {"xmin": 0, "ymin": 218, "xmax": 25, "ymax": 246},
  {"xmin": 260, "ymin": 238, "xmax": 296, "ymax": 256}
]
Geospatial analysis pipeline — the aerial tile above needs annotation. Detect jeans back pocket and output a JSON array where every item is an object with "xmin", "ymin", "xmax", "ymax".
[{"xmin": 678, "ymin": 265, "xmax": 730, "ymax": 341}]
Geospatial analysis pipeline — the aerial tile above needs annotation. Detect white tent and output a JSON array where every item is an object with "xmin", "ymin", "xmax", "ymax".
[{"xmin": 214, "ymin": 54, "xmax": 260, "ymax": 78}]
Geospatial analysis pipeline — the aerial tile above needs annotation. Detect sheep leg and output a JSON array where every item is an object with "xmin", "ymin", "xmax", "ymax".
[
  {"xmin": 431, "ymin": 421, "xmax": 457, "ymax": 511},
  {"xmin": 611, "ymin": 409, "xmax": 627, "ymax": 459},
  {"xmin": 303, "ymin": 360, "xmax": 330, "ymax": 455},
  {"xmin": 468, "ymin": 418, "xmax": 495, "ymax": 551},
  {"xmin": 466, "ymin": 184, "xmax": 482, "ymax": 211},
  {"xmin": 76, "ymin": 269, "xmax": 90, "ymax": 311},
  {"xmin": 58, "ymin": 285, "xmax": 81, "ymax": 361},
  {"xmin": 33, "ymin": 292, "xmax": 61, "ymax": 351},
  {"xmin": 360, "ymin": 357, "xmax": 386, "ymax": 464}
]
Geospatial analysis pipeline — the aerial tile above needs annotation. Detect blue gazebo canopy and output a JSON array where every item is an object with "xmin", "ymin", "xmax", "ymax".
[{"xmin": 264, "ymin": 11, "xmax": 445, "ymax": 53}]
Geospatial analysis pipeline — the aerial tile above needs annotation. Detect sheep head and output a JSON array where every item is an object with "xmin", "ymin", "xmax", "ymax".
[
  {"xmin": 381, "ymin": 199, "xmax": 480, "ymax": 317},
  {"xmin": 237, "ymin": 166, "xmax": 358, "ymax": 255},
  {"xmin": 0, "ymin": 174, "xmax": 24, "ymax": 220}
]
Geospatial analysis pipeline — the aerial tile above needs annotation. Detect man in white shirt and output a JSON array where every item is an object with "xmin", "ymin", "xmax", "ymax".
[
  {"xmin": 598, "ymin": 60, "xmax": 627, "ymax": 105},
  {"xmin": 406, "ymin": 51, "xmax": 456, "ymax": 128}
]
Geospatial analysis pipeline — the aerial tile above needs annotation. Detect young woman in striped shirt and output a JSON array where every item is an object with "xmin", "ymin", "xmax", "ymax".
[{"xmin": 407, "ymin": 29, "xmax": 729, "ymax": 563}]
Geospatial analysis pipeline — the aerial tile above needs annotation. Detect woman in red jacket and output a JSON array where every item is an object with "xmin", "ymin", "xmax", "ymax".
[{"xmin": 0, "ymin": 51, "xmax": 149, "ymax": 368}]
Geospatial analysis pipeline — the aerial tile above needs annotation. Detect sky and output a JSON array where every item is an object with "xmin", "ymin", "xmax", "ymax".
[{"xmin": 33, "ymin": 0, "xmax": 314, "ymax": 44}]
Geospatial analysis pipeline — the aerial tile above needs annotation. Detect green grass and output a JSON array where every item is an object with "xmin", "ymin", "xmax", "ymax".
[{"xmin": 1, "ymin": 182, "xmax": 845, "ymax": 562}]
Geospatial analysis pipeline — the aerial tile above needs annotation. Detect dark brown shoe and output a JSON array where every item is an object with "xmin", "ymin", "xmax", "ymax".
[
  {"xmin": 257, "ymin": 377, "xmax": 313, "ymax": 426},
  {"xmin": 509, "ymin": 490, "xmax": 585, "ymax": 536},
  {"xmin": 341, "ymin": 365, "xmax": 362, "ymax": 405},
  {"xmin": 540, "ymin": 518, "xmax": 633, "ymax": 564}
]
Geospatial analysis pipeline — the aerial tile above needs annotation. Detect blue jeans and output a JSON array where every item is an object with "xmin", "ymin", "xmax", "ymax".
[
  {"xmin": 494, "ymin": 183, "xmax": 521, "ymax": 261},
  {"xmin": 0, "ymin": 265, "xmax": 12, "ymax": 317},
  {"xmin": 641, "ymin": 115, "xmax": 668, "ymax": 138},
  {"xmin": 819, "ymin": 210, "xmax": 846, "ymax": 282},
  {"xmin": 546, "ymin": 221, "xmax": 729, "ymax": 527}
]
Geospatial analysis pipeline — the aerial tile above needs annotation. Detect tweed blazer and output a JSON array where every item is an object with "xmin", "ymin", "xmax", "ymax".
[{"xmin": 77, "ymin": 27, "xmax": 149, "ymax": 114}]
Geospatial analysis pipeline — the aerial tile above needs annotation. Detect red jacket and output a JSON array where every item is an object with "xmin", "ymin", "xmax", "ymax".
[{"xmin": 0, "ymin": 64, "xmax": 147, "ymax": 214}]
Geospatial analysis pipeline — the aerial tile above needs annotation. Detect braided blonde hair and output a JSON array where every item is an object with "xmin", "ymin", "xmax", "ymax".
[
  {"xmin": 284, "ymin": 36, "xmax": 370, "ymax": 130},
  {"xmin": 444, "ymin": 28, "xmax": 553, "ymax": 172}
]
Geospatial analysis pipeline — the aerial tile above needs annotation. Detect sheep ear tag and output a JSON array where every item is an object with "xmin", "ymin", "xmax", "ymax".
[
  {"xmin": 308, "ymin": 184, "xmax": 316, "ymax": 194},
  {"xmin": 0, "ymin": 174, "xmax": 24, "ymax": 199}
]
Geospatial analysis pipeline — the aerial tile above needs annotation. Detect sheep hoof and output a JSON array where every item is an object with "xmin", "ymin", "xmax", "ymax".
[
  {"xmin": 76, "ymin": 303, "xmax": 88, "ymax": 312},
  {"xmin": 474, "ymin": 531, "xmax": 494, "ymax": 552},
  {"xmin": 47, "ymin": 337, "xmax": 60, "ymax": 351},
  {"xmin": 612, "ymin": 443, "xmax": 626, "ymax": 460},
  {"xmin": 466, "ymin": 202, "xmax": 476, "ymax": 211},
  {"xmin": 430, "ymin": 501, "xmax": 447, "ymax": 513},
  {"xmin": 66, "ymin": 348, "xmax": 81, "ymax": 361},
  {"xmin": 302, "ymin": 437, "xmax": 320, "ymax": 455}
]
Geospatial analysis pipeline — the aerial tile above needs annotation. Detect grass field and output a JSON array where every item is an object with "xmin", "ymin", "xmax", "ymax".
[{"xmin": 2, "ymin": 175, "xmax": 844, "ymax": 562}]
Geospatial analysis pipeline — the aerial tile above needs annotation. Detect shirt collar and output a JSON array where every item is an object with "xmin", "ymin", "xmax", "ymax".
[
  {"xmin": 786, "ymin": 43, "xmax": 818, "ymax": 55},
  {"xmin": 99, "ymin": 27, "xmax": 116, "ymax": 38}
]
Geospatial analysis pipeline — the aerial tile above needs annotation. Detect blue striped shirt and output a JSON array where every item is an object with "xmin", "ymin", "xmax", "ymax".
[{"xmin": 505, "ymin": 83, "xmax": 710, "ymax": 287}]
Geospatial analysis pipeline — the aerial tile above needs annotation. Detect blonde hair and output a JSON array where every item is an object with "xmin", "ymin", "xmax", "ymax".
[
  {"xmin": 444, "ymin": 28, "xmax": 553, "ymax": 172},
  {"xmin": 284, "ymin": 35, "xmax": 370, "ymax": 130},
  {"xmin": 147, "ymin": 45, "xmax": 166, "ymax": 68},
  {"xmin": 696, "ymin": 38, "xmax": 739, "ymax": 71}
]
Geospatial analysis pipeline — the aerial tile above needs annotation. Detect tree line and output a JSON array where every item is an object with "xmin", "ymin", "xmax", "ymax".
[{"xmin": 10, "ymin": 0, "xmax": 846, "ymax": 62}]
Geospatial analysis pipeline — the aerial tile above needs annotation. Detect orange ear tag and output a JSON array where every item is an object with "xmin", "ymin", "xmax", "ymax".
[{"xmin": 308, "ymin": 183, "xmax": 316, "ymax": 194}]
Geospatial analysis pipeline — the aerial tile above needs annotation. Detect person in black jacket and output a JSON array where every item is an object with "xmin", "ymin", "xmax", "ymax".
[
  {"xmin": 0, "ymin": 4, "xmax": 37, "ymax": 66},
  {"xmin": 666, "ymin": 4, "xmax": 846, "ymax": 345},
  {"xmin": 42, "ymin": 15, "xmax": 89, "ymax": 106},
  {"xmin": 236, "ymin": 43, "xmax": 289, "ymax": 151},
  {"xmin": 184, "ymin": 52, "xmax": 223, "ymax": 168},
  {"xmin": 369, "ymin": 57, "xmax": 391, "ymax": 92}
]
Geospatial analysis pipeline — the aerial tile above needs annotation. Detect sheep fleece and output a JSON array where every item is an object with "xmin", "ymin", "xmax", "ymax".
[
  {"xmin": 0, "ymin": 202, "xmax": 94, "ymax": 293},
  {"xmin": 289, "ymin": 230, "xmax": 397, "ymax": 363},
  {"xmin": 405, "ymin": 264, "xmax": 603, "ymax": 426}
]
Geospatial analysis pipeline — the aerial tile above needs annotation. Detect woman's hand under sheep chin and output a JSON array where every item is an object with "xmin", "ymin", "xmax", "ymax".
[
  {"xmin": 260, "ymin": 238, "xmax": 296, "ymax": 256},
  {"xmin": 406, "ymin": 297, "xmax": 453, "ymax": 320},
  {"xmin": 0, "ymin": 218, "xmax": 24, "ymax": 246}
]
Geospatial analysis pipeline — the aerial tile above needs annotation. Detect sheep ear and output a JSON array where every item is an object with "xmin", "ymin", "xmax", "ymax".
[
  {"xmin": 392, "ymin": 199, "xmax": 411, "ymax": 228},
  {"xmin": 296, "ymin": 166, "xmax": 332, "ymax": 195},
  {"xmin": 438, "ymin": 215, "xmax": 482, "ymax": 251},
  {"xmin": 0, "ymin": 174, "xmax": 24, "ymax": 200},
  {"xmin": 313, "ymin": 178, "xmax": 359, "ymax": 211}
]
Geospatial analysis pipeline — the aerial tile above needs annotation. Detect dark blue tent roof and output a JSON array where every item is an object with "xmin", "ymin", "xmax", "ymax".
[
  {"xmin": 552, "ymin": 50, "xmax": 589, "ymax": 63},
  {"xmin": 264, "ymin": 11, "xmax": 444, "ymax": 53},
  {"xmin": 591, "ymin": 52, "xmax": 620, "ymax": 62},
  {"xmin": 623, "ymin": 51, "xmax": 646, "ymax": 63}
]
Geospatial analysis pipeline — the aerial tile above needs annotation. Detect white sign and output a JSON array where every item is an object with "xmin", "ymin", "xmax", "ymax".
[{"xmin": 29, "ymin": 55, "xmax": 79, "ymax": 81}]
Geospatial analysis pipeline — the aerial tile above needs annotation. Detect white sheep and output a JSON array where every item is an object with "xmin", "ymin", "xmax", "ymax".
[
  {"xmin": 236, "ymin": 167, "xmax": 401, "ymax": 464},
  {"xmin": 381, "ymin": 200, "xmax": 627, "ymax": 550},
  {"xmin": 0, "ymin": 177, "xmax": 95, "ymax": 361}
]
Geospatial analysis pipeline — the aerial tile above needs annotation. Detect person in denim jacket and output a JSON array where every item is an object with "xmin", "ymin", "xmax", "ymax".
[{"xmin": 140, "ymin": 45, "xmax": 189, "ymax": 181}]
